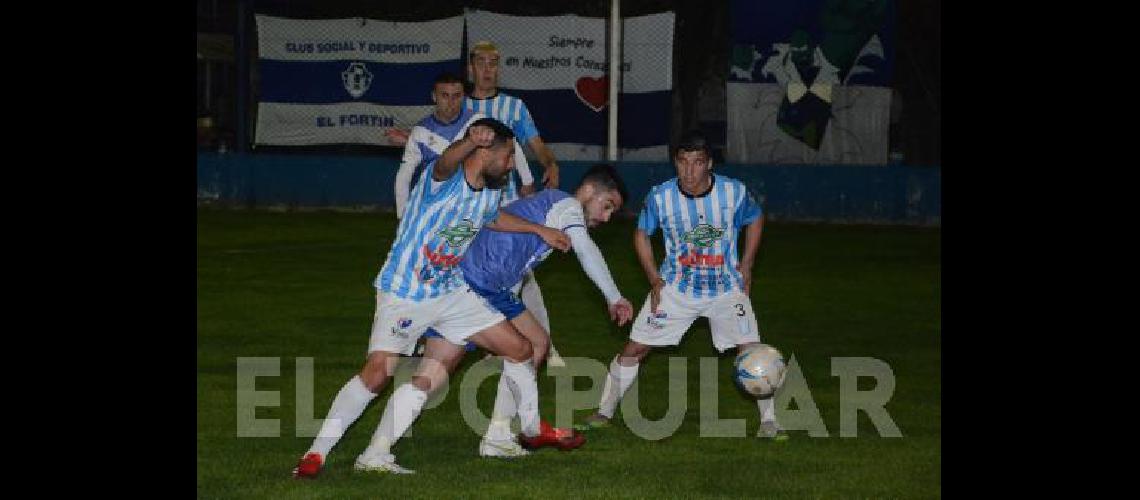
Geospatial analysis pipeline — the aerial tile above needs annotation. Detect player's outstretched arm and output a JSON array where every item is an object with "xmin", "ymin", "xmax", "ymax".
[
  {"xmin": 385, "ymin": 127, "xmax": 411, "ymax": 147},
  {"xmin": 737, "ymin": 214, "xmax": 765, "ymax": 296},
  {"xmin": 434, "ymin": 125, "xmax": 492, "ymax": 181},
  {"xmin": 567, "ymin": 226, "xmax": 633, "ymax": 325},
  {"xmin": 393, "ymin": 128, "xmax": 424, "ymax": 219},
  {"xmin": 485, "ymin": 211, "xmax": 571, "ymax": 252},
  {"xmin": 634, "ymin": 229, "xmax": 665, "ymax": 313}
]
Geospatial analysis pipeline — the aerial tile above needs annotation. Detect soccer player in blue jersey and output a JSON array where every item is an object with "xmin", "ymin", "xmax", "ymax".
[
  {"xmin": 393, "ymin": 73, "xmax": 536, "ymax": 219},
  {"xmin": 582, "ymin": 131, "xmax": 788, "ymax": 440},
  {"xmin": 357, "ymin": 164, "xmax": 635, "ymax": 471},
  {"xmin": 456, "ymin": 41, "xmax": 563, "ymax": 365},
  {"xmin": 293, "ymin": 118, "xmax": 571, "ymax": 479}
]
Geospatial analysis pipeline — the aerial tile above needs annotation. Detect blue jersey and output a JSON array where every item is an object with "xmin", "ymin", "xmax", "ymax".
[
  {"xmin": 638, "ymin": 175, "xmax": 762, "ymax": 298},
  {"xmin": 375, "ymin": 162, "xmax": 503, "ymax": 301},
  {"xmin": 465, "ymin": 93, "xmax": 539, "ymax": 204},
  {"xmin": 461, "ymin": 189, "xmax": 584, "ymax": 292}
]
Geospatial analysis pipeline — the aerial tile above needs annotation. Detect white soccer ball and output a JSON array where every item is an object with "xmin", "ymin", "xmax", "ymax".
[{"xmin": 734, "ymin": 344, "xmax": 787, "ymax": 398}]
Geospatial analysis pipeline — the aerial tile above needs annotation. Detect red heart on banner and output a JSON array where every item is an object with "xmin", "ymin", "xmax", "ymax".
[{"xmin": 575, "ymin": 76, "xmax": 609, "ymax": 112}]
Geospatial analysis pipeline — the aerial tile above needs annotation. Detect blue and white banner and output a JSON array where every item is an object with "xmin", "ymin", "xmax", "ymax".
[
  {"xmin": 254, "ymin": 15, "xmax": 464, "ymax": 146},
  {"xmin": 465, "ymin": 10, "xmax": 674, "ymax": 161}
]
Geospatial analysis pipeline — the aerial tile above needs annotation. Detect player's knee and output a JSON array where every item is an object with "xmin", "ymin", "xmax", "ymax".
[
  {"xmin": 620, "ymin": 341, "xmax": 651, "ymax": 364},
  {"xmin": 411, "ymin": 375, "xmax": 434, "ymax": 393},
  {"xmin": 360, "ymin": 352, "xmax": 395, "ymax": 392},
  {"xmin": 505, "ymin": 338, "xmax": 534, "ymax": 363}
]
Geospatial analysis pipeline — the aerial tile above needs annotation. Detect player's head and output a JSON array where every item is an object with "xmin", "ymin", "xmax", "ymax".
[
  {"xmin": 431, "ymin": 73, "xmax": 465, "ymax": 122},
  {"xmin": 673, "ymin": 130, "xmax": 713, "ymax": 191},
  {"xmin": 468, "ymin": 41, "xmax": 500, "ymax": 94},
  {"xmin": 467, "ymin": 117, "xmax": 515, "ymax": 189},
  {"xmin": 576, "ymin": 164, "xmax": 629, "ymax": 228}
]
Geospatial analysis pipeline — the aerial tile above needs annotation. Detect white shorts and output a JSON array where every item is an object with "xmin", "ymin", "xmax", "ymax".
[
  {"xmin": 629, "ymin": 285, "xmax": 761, "ymax": 353},
  {"xmin": 367, "ymin": 288, "xmax": 506, "ymax": 356}
]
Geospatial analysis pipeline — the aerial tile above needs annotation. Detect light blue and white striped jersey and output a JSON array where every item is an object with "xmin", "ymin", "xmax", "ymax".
[
  {"xmin": 375, "ymin": 162, "xmax": 503, "ymax": 301},
  {"xmin": 466, "ymin": 93, "xmax": 540, "ymax": 204},
  {"xmin": 637, "ymin": 175, "xmax": 762, "ymax": 298}
]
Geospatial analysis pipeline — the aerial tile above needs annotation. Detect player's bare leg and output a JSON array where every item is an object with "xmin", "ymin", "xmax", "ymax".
[{"xmin": 294, "ymin": 350, "xmax": 400, "ymax": 478}]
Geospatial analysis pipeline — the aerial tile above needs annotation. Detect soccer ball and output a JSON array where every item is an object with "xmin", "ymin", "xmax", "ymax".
[{"xmin": 734, "ymin": 344, "xmax": 787, "ymax": 398}]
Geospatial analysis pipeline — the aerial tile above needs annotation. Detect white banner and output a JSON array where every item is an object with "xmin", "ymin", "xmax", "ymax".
[
  {"xmin": 465, "ymin": 9, "xmax": 674, "ymax": 160},
  {"xmin": 254, "ymin": 15, "xmax": 464, "ymax": 146}
]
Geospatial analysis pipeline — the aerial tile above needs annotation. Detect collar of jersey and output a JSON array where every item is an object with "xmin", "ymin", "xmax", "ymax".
[
  {"xmin": 429, "ymin": 111, "xmax": 464, "ymax": 127},
  {"xmin": 466, "ymin": 91, "xmax": 499, "ymax": 101},
  {"xmin": 678, "ymin": 175, "xmax": 716, "ymax": 199}
]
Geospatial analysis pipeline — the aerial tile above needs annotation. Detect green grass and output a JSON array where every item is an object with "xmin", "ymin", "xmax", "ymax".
[{"xmin": 197, "ymin": 209, "xmax": 940, "ymax": 499}]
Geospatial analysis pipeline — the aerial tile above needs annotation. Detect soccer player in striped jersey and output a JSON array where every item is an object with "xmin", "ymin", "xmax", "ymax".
[
  {"xmin": 360, "ymin": 164, "xmax": 634, "ymax": 469},
  {"xmin": 393, "ymin": 73, "xmax": 535, "ymax": 219},
  {"xmin": 582, "ymin": 131, "xmax": 788, "ymax": 440},
  {"xmin": 293, "ymin": 118, "xmax": 571, "ymax": 479}
]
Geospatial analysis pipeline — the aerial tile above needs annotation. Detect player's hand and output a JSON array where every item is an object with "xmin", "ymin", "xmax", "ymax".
[
  {"xmin": 649, "ymin": 277, "xmax": 665, "ymax": 313},
  {"xmin": 609, "ymin": 298, "xmax": 634, "ymax": 326},
  {"xmin": 542, "ymin": 163, "xmax": 560, "ymax": 189},
  {"xmin": 467, "ymin": 125, "xmax": 495, "ymax": 148},
  {"xmin": 519, "ymin": 183, "xmax": 537, "ymax": 197},
  {"xmin": 385, "ymin": 128, "xmax": 410, "ymax": 146},
  {"xmin": 737, "ymin": 262, "xmax": 753, "ymax": 295},
  {"xmin": 539, "ymin": 227, "xmax": 571, "ymax": 252}
]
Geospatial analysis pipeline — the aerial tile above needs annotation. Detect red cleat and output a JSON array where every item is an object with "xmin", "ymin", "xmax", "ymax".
[
  {"xmin": 519, "ymin": 420, "xmax": 586, "ymax": 451},
  {"xmin": 292, "ymin": 452, "xmax": 323, "ymax": 479}
]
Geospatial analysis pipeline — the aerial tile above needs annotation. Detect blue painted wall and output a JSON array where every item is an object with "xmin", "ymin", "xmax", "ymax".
[{"xmin": 197, "ymin": 152, "xmax": 940, "ymax": 226}]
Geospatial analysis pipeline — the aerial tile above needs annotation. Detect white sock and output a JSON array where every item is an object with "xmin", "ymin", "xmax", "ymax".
[
  {"xmin": 484, "ymin": 366, "xmax": 518, "ymax": 442},
  {"xmin": 502, "ymin": 358, "xmax": 540, "ymax": 437},
  {"xmin": 308, "ymin": 375, "xmax": 376, "ymax": 457},
  {"xmin": 597, "ymin": 357, "xmax": 639, "ymax": 419},
  {"xmin": 520, "ymin": 274, "xmax": 550, "ymax": 332},
  {"xmin": 520, "ymin": 277, "xmax": 565, "ymax": 368},
  {"xmin": 757, "ymin": 397, "xmax": 776, "ymax": 423},
  {"xmin": 361, "ymin": 384, "xmax": 428, "ymax": 458}
]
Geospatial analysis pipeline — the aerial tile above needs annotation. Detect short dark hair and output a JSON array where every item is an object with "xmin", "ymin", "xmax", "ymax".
[
  {"xmin": 675, "ymin": 130, "xmax": 712, "ymax": 158},
  {"xmin": 433, "ymin": 72, "xmax": 464, "ymax": 88},
  {"xmin": 580, "ymin": 163, "xmax": 629, "ymax": 206},
  {"xmin": 467, "ymin": 117, "xmax": 515, "ymax": 147}
]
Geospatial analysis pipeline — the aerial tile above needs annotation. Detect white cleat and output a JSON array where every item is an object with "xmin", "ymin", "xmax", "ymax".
[
  {"xmin": 479, "ymin": 438, "xmax": 532, "ymax": 458},
  {"xmin": 354, "ymin": 453, "xmax": 416, "ymax": 474}
]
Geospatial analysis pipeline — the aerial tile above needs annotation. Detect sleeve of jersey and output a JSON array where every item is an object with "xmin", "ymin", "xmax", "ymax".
[
  {"xmin": 567, "ymin": 226, "xmax": 622, "ymax": 305},
  {"xmin": 514, "ymin": 101, "xmax": 540, "ymax": 143},
  {"xmin": 734, "ymin": 186, "xmax": 763, "ymax": 227},
  {"xmin": 636, "ymin": 188, "xmax": 660, "ymax": 235},
  {"xmin": 513, "ymin": 139, "xmax": 534, "ymax": 185},
  {"xmin": 394, "ymin": 127, "xmax": 426, "ymax": 219}
]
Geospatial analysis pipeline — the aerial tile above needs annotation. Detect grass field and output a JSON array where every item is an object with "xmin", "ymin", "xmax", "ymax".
[{"xmin": 197, "ymin": 208, "xmax": 940, "ymax": 499}]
